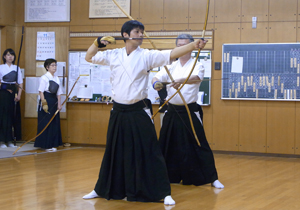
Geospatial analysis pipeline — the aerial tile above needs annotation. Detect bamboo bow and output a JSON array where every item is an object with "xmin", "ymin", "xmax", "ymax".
[
  {"xmin": 154, "ymin": 0, "xmax": 210, "ymax": 118},
  {"xmin": 13, "ymin": 76, "xmax": 80, "ymax": 155},
  {"xmin": 112, "ymin": 0, "xmax": 211, "ymax": 146}
]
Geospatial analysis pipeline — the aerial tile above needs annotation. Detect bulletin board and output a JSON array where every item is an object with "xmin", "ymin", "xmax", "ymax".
[
  {"xmin": 67, "ymin": 50, "xmax": 212, "ymax": 105},
  {"xmin": 222, "ymin": 43, "xmax": 300, "ymax": 101}
]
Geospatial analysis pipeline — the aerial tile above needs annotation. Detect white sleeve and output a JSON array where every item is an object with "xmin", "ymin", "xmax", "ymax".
[
  {"xmin": 92, "ymin": 50, "xmax": 112, "ymax": 65},
  {"xmin": 38, "ymin": 77, "xmax": 48, "ymax": 92},
  {"xmin": 194, "ymin": 62, "xmax": 205, "ymax": 80},
  {"xmin": 56, "ymin": 78, "xmax": 63, "ymax": 96},
  {"xmin": 147, "ymin": 50, "xmax": 172, "ymax": 69},
  {"xmin": 0, "ymin": 66, "xmax": 3, "ymax": 81},
  {"xmin": 153, "ymin": 67, "xmax": 171, "ymax": 82},
  {"xmin": 17, "ymin": 67, "xmax": 23, "ymax": 84}
]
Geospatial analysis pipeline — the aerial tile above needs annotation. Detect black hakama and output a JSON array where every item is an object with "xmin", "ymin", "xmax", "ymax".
[
  {"xmin": 34, "ymin": 92, "xmax": 62, "ymax": 149},
  {"xmin": 13, "ymin": 101, "xmax": 22, "ymax": 140},
  {"xmin": 0, "ymin": 84, "xmax": 15, "ymax": 143},
  {"xmin": 159, "ymin": 102, "xmax": 218, "ymax": 186},
  {"xmin": 94, "ymin": 99, "xmax": 171, "ymax": 202}
]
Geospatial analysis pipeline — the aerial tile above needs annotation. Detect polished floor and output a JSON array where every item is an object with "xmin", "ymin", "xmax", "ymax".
[{"xmin": 0, "ymin": 147, "xmax": 299, "ymax": 210}]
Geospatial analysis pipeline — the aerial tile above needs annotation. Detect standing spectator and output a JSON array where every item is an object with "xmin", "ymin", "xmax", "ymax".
[{"xmin": 34, "ymin": 58, "xmax": 63, "ymax": 152}]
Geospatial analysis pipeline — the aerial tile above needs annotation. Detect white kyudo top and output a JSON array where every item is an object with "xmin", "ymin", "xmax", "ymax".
[
  {"xmin": 0, "ymin": 64, "xmax": 23, "ymax": 84},
  {"xmin": 154, "ymin": 57, "xmax": 205, "ymax": 105},
  {"xmin": 92, "ymin": 46, "xmax": 172, "ymax": 104},
  {"xmin": 38, "ymin": 72, "xmax": 63, "ymax": 95}
]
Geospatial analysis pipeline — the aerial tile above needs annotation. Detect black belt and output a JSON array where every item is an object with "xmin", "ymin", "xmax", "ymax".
[
  {"xmin": 0, "ymin": 83, "xmax": 16, "ymax": 91},
  {"xmin": 113, "ymin": 99, "xmax": 149, "ymax": 112}
]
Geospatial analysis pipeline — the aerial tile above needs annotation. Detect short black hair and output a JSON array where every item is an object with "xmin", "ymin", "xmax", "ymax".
[
  {"xmin": 44, "ymin": 58, "xmax": 57, "ymax": 71},
  {"xmin": 121, "ymin": 20, "xmax": 144, "ymax": 42},
  {"xmin": 176, "ymin": 34, "xmax": 194, "ymax": 46},
  {"xmin": 2, "ymin": 48, "xmax": 16, "ymax": 64}
]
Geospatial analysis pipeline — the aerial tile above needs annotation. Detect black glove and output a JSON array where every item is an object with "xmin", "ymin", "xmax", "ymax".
[{"xmin": 93, "ymin": 37, "xmax": 107, "ymax": 48}]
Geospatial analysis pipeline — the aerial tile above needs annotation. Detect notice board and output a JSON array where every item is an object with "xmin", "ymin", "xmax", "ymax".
[
  {"xmin": 222, "ymin": 43, "xmax": 300, "ymax": 101},
  {"xmin": 68, "ymin": 50, "xmax": 212, "ymax": 105}
]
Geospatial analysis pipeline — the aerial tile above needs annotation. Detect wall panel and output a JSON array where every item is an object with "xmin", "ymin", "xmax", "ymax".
[
  {"xmin": 269, "ymin": 0, "xmax": 297, "ymax": 22},
  {"xmin": 15, "ymin": 0, "xmax": 24, "ymax": 26},
  {"xmin": 70, "ymin": 0, "xmax": 92, "ymax": 26},
  {"xmin": 296, "ymin": 22, "xmax": 300, "ymax": 42},
  {"xmin": 202, "ymin": 106, "xmax": 214, "ymax": 147},
  {"xmin": 295, "ymin": 103, "xmax": 300, "ymax": 155},
  {"xmin": 90, "ymin": 103, "xmax": 110, "ymax": 145},
  {"xmin": 189, "ymin": 0, "xmax": 215, "ymax": 24},
  {"xmin": 163, "ymin": 0, "xmax": 189, "ymax": 24},
  {"xmin": 25, "ymin": 27, "xmax": 45, "ymax": 76},
  {"xmin": 139, "ymin": 0, "xmax": 164, "ymax": 24},
  {"xmin": 268, "ymin": 22, "xmax": 296, "ymax": 43},
  {"xmin": 211, "ymin": 23, "xmax": 241, "ymax": 150},
  {"xmin": 189, "ymin": 23, "xmax": 214, "ymax": 32},
  {"xmin": 0, "ymin": 0, "xmax": 16, "ymax": 26},
  {"xmin": 22, "ymin": 118, "xmax": 37, "ymax": 141},
  {"xmin": 241, "ymin": 22, "xmax": 268, "ymax": 43},
  {"xmin": 212, "ymin": 88, "xmax": 240, "ymax": 151},
  {"xmin": 67, "ymin": 103, "xmax": 91, "ymax": 144},
  {"xmin": 163, "ymin": 24, "xmax": 189, "ymax": 31},
  {"xmin": 266, "ymin": 102, "xmax": 295, "ymax": 154},
  {"xmin": 92, "ymin": 24, "xmax": 117, "ymax": 32},
  {"xmin": 239, "ymin": 101, "xmax": 267, "ymax": 153},
  {"xmin": 214, "ymin": 0, "xmax": 241, "ymax": 23},
  {"xmin": 130, "ymin": 0, "xmax": 140, "ymax": 20},
  {"xmin": 2, "ymin": 26, "xmax": 16, "ymax": 51},
  {"xmin": 241, "ymin": 0, "xmax": 269, "ymax": 22}
]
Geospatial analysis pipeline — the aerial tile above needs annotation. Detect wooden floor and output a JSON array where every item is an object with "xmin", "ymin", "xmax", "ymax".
[{"xmin": 0, "ymin": 147, "xmax": 300, "ymax": 210}]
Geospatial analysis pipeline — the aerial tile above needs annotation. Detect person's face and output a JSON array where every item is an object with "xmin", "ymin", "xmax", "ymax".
[
  {"xmin": 47, "ymin": 62, "xmax": 57, "ymax": 75},
  {"xmin": 4, "ymin": 52, "xmax": 15, "ymax": 64},
  {"xmin": 176, "ymin": 39, "xmax": 190, "ymax": 47},
  {"xmin": 124, "ymin": 27, "xmax": 144, "ymax": 46},
  {"xmin": 177, "ymin": 39, "xmax": 191, "ymax": 58}
]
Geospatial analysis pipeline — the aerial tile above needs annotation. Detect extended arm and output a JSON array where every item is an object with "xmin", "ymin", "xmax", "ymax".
[{"xmin": 170, "ymin": 39, "xmax": 207, "ymax": 60}]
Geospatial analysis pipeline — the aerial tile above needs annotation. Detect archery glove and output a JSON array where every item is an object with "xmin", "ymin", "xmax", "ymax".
[
  {"xmin": 153, "ymin": 81, "xmax": 164, "ymax": 90},
  {"xmin": 101, "ymin": 36, "xmax": 116, "ymax": 44},
  {"xmin": 41, "ymin": 99, "xmax": 49, "ymax": 113},
  {"xmin": 93, "ymin": 37, "xmax": 107, "ymax": 48}
]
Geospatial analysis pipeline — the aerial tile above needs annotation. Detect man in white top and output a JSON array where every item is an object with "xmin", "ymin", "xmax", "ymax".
[
  {"xmin": 152, "ymin": 34, "xmax": 224, "ymax": 189},
  {"xmin": 82, "ymin": 20, "xmax": 207, "ymax": 205}
]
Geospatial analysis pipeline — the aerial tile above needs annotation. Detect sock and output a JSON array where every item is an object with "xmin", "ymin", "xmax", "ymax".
[
  {"xmin": 164, "ymin": 195, "xmax": 175, "ymax": 205},
  {"xmin": 82, "ymin": 190, "xmax": 100, "ymax": 199},
  {"xmin": 212, "ymin": 180, "xmax": 224, "ymax": 189}
]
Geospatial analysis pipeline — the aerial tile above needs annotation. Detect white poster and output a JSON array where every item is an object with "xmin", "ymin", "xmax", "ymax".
[
  {"xmin": 231, "ymin": 56, "xmax": 243, "ymax": 73},
  {"xmin": 36, "ymin": 32, "xmax": 55, "ymax": 61},
  {"xmin": 89, "ymin": 0, "xmax": 130, "ymax": 18},
  {"xmin": 25, "ymin": 0, "xmax": 70, "ymax": 22}
]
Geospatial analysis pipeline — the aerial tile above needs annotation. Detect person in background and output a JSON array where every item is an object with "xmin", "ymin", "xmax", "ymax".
[
  {"xmin": 152, "ymin": 34, "xmax": 224, "ymax": 189},
  {"xmin": 34, "ymin": 58, "xmax": 63, "ymax": 152},
  {"xmin": 0, "ymin": 48, "xmax": 23, "ymax": 148},
  {"xmin": 82, "ymin": 20, "xmax": 206, "ymax": 205}
]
